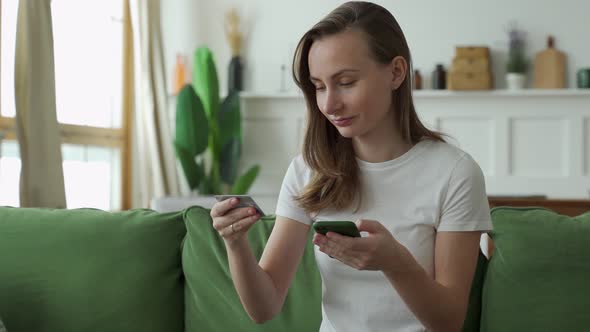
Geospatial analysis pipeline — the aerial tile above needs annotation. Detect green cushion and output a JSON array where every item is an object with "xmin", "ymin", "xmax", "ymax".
[
  {"xmin": 182, "ymin": 206, "xmax": 322, "ymax": 332},
  {"xmin": 482, "ymin": 207, "xmax": 590, "ymax": 331},
  {"xmin": 0, "ymin": 207, "xmax": 186, "ymax": 332}
]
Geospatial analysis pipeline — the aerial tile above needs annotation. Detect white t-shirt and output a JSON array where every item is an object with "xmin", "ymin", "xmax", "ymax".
[{"xmin": 275, "ymin": 139, "xmax": 493, "ymax": 332}]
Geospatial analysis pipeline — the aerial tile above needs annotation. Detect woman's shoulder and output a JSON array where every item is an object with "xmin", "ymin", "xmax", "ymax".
[
  {"xmin": 289, "ymin": 154, "xmax": 310, "ymax": 171},
  {"xmin": 421, "ymin": 139, "xmax": 472, "ymax": 165},
  {"xmin": 285, "ymin": 154, "xmax": 313, "ymax": 180},
  {"xmin": 421, "ymin": 139, "xmax": 484, "ymax": 182}
]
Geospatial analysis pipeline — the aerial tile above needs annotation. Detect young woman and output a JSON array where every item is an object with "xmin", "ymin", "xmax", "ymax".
[{"xmin": 210, "ymin": 2, "xmax": 492, "ymax": 331}]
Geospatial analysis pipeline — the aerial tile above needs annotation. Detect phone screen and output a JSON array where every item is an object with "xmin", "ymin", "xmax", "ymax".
[
  {"xmin": 214, "ymin": 195, "xmax": 266, "ymax": 216},
  {"xmin": 313, "ymin": 221, "xmax": 361, "ymax": 237}
]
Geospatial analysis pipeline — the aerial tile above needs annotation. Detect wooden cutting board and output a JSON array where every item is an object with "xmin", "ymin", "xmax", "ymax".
[{"xmin": 533, "ymin": 36, "xmax": 566, "ymax": 89}]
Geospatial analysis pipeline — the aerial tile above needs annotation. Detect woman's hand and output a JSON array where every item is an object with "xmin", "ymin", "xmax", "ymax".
[
  {"xmin": 211, "ymin": 197, "xmax": 261, "ymax": 246},
  {"xmin": 313, "ymin": 219, "xmax": 412, "ymax": 273}
]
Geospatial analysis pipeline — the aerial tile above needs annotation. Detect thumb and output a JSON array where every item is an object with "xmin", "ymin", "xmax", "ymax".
[{"xmin": 356, "ymin": 219, "xmax": 384, "ymax": 234}]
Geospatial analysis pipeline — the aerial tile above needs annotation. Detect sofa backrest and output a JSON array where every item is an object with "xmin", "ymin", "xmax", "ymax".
[
  {"xmin": 12, "ymin": 204, "xmax": 577, "ymax": 332},
  {"xmin": 0, "ymin": 207, "xmax": 186, "ymax": 332},
  {"xmin": 181, "ymin": 206, "xmax": 322, "ymax": 332}
]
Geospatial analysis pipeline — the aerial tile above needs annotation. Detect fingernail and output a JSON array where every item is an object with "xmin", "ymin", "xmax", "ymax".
[{"xmin": 231, "ymin": 198, "xmax": 238, "ymax": 204}]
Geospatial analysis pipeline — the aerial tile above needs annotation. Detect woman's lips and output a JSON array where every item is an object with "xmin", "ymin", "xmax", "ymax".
[{"xmin": 332, "ymin": 116, "xmax": 355, "ymax": 127}]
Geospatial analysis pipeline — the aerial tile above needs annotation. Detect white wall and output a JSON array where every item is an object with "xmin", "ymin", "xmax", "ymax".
[
  {"xmin": 160, "ymin": 0, "xmax": 202, "ymax": 93},
  {"xmin": 161, "ymin": 0, "xmax": 590, "ymax": 94}
]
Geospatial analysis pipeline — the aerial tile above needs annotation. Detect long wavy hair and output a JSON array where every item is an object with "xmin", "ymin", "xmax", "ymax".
[{"xmin": 292, "ymin": 1, "xmax": 445, "ymax": 214}]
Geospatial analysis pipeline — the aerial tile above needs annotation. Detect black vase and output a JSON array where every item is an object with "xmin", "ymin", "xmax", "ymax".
[
  {"xmin": 432, "ymin": 64, "xmax": 447, "ymax": 90},
  {"xmin": 228, "ymin": 56, "xmax": 243, "ymax": 92}
]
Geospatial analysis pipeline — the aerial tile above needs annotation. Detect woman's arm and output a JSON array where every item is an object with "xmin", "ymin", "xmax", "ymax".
[
  {"xmin": 226, "ymin": 216, "xmax": 310, "ymax": 323},
  {"xmin": 382, "ymin": 231, "xmax": 482, "ymax": 332}
]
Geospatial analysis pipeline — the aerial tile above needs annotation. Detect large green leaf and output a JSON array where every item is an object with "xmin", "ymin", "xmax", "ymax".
[
  {"xmin": 193, "ymin": 47, "xmax": 220, "ymax": 121},
  {"xmin": 230, "ymin": 165, "xmax": 260, "ymax": 195},
  {"xmin": 175, "ymin": 84, "xmax": 208, "ymax": 156},
  {"xmin": 220, "ymin": 137, "xmax": 241, "ymax": 184},
  {"xmin": 174, "ymin": 142, "xmax": 201, "ymax": 190},
  {"xmin": 218, "ymin": 91, "xmax": 241, "ymax": 148},
  {"xmin": 198, "ymin": 174, "xmax": 211, "ymax": 195},
  {"xmin": 209, "ymin": 162, "xmax": 222, "ymax": 194}
]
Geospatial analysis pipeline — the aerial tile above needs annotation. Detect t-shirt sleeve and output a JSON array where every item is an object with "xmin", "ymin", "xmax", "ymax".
[
  {"xmin": 437, "ymin": 153, "xmax": 493, "ymax": 232},
  {"xmin": 275, "ymin": 156, "xmax": 313, "ymax": 225}
]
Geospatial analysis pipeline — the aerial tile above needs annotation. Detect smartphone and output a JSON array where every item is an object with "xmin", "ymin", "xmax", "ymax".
[
  {"xmin": 214, "ymin": 195, "xmax": 266, "ymax": 216},
  {"xmin": 313, "ymin": 221, "xmax": 361, "ymax": 238}
]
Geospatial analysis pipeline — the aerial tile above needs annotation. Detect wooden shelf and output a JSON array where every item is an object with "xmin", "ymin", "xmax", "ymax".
[{"xmin": 488, "ymin": 197, "xmax": 590, "ymax": 217}]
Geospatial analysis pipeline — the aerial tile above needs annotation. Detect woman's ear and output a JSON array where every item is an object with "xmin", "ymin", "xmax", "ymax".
[{"xmin": 390, "ymin": 56, "xmax": 408, "ymax": 90}]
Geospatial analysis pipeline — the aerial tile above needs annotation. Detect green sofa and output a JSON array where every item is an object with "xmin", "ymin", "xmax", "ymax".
[
  {"xmin": 0, "ymin": 206, "xmax": 320, "ymax": 332},
  {"xmin": 0, "ymin": 205, "xmax": 588, "ymax": 331}
]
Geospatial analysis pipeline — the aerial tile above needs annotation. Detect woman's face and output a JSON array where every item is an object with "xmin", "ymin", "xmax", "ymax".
[{"xmin": 308, "ymin": 29, "xmax": 405, "ymax": 139}]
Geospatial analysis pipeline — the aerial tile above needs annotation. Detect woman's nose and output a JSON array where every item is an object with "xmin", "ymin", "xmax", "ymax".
[{"xmin": 322, "ymin": 90, "xmax": 342, "ymax": 115}]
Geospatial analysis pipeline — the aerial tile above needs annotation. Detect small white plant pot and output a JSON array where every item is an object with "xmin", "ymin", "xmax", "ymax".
[{"xmin": 506, "ymin": 73, "xmax": 526, "ymax": 90}]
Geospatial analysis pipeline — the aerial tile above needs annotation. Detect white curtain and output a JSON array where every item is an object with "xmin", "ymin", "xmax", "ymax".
[
  {"xmin": 14, "ymin": 0, "xmax": 66, "ymax": 208},
  {"xmin": 129, "ymin": 0, "xmax": 181, "ymax": 208}
]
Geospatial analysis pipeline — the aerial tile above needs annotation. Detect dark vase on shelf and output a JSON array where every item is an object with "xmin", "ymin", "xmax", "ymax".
[
  {"xmin": 414, "ymin": 70, "xmax": 422, "ymax": 90},
  {"xmin": 432, "ymin": 64, "xmax": 447, "ymax": 90},
  {"xmin": 228, "ymin": 56, "xmax": 243, "ymax": 92}
]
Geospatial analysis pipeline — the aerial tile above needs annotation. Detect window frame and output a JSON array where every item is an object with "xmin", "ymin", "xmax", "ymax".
[
  {"xmin": 0, "ymin": 115, "xmax": 132, "ymax": 210},
  {"xmin": 0, "ymin": 1, "xmax": 132, "ymax": 210}
]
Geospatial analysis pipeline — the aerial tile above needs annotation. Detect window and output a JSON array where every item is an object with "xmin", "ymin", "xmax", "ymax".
[
  {"xmin": 0, "ymin": 141, "xmax": 19, "ymax": 207},
  {"xmin": 52, "ymin": 0, "xmax": 123, "ymax": 128},
  {"xmin": 0, "ymin": 1, "xmax": 129, "ymax": 210},
  {"xmin": 0, "ymin": 0, "xmax": 17, "ymax": 119}
]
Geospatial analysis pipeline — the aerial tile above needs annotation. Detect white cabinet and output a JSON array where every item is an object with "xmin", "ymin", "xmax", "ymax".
[{"xmin": 239, "ymin": 90, "xmax": 590, "ymax": 213}]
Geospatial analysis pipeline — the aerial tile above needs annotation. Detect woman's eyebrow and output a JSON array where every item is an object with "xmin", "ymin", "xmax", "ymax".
[{"xmin": 310, "ymin": 69, "xmax": 360, "ymax": 82}]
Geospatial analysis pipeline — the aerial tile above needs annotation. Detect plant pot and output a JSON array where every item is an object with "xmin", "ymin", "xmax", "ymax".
[
  {"xmin": 228, "ymin": 56, "xmax": 243, "ymax": 92},
  {"xmin": 506, "ymin": 73, "xmax": 526, "ymax": 90},
  {"xmin": 577, "ymin": 68, "xmax": 590, "ymax": 89}
]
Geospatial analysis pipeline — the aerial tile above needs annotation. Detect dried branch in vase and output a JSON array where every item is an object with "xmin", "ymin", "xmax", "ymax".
[{"xmin": 225, "ymin": 8, "xmax": 243, "ymax": 56}]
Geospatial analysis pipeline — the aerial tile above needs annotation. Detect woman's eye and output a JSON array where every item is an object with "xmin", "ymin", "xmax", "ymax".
[
  {"xmin": 339, "ymin": 81, "xmax": 355, "ymax": 87},
  {"xmin": 315, "ymin": 86, "xmax": 326, "ymax": 91}
]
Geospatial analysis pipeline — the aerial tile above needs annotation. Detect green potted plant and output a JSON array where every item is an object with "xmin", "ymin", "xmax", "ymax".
[
  {"xmin": 174, "ymin": 46, "xmax": 259, "ymax": 195},
  {"xmin": 506, "ymin": 25, "xmax": 528, "ymax": 90}
]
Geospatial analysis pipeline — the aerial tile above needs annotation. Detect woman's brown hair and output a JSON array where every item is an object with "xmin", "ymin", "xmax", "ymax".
[{"xmin": 292, "ymin": 1, "xmax": 445, "ymax": 214}]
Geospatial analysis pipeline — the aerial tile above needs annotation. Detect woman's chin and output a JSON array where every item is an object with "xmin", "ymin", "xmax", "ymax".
[{"xmin": 336, "ymin": 127, "xmax": 358, "ymax": 138}]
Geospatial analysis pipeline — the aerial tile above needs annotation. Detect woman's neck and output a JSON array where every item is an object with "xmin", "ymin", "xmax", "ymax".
[
  {"xmin": 353, "ymin": 138, "xmax": 413, "ymax": 163},
  {"xmin": 352, "ymin": 116, "xmax": 413, "ymax": 163}
]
